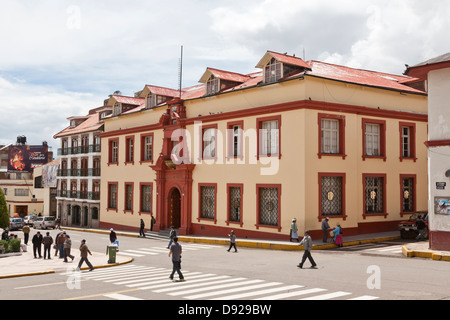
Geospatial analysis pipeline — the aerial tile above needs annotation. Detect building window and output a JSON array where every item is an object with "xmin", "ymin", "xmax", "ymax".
[
  {"xmin": 399, "ymin": 122, "xmax": 416, "ymax": 161},
  {"xmin": 257, "ymin": 116, "xmax": 281, "ymax": 159},
  {"xmin": 124, "ymin": 183, "xmax": 133, "ymax": 213},
  {"xmin": 206, "ymin": 75, "xmax": 220, "ymax": 95},
  {"xmin": 199, "ymin": 184, "xmax": 216, "ymax": 222},
  {"xmin": 108, "ymin": 183, "xmax": 118, "ymax": 211},
  {"xmin": 108, "ymin": 139, "xmax": 119, "ymax": 165},
  {"xmin": 401, "ymin": 175, "xmax": 416, "ymax": 215},
  {"xmin": 264, "ymin": 58, "xmax": 282, "ymax": 83},
  {"xmin": 318, "ymin": 113, "xmax": 346, "ymax": 159},
  {"xmin": 14, "ymin": 189, "xmax": 29, "ymax": 197},
  {"xmin": 140, "ymin": 183, "xmax": 152, "ymax": 214},
  {"xmin": 227, "ymin": 184, "xmax": 243, "ymax": 226},
  {"xmin": 140, "ymin": 133, "xmax": 153, "ymax": 163},
  {"xmin": 202, "ymin": 126, "xmax": 217, "ymax": 159},
  {"xmin": 227, "ymin": 121, "xmax": 243, "ymax": 159},
  {"xmin": 362, "ymin": 119, "xmax": 386, "ymax": 161},
  {"xmin": 125, "ymin": 136, "xmax": 134, "ymax": 164},
  {"xmin": 256, "ymin": 184, "xmax": 281, "ymax": 230},
  {"xmin": 319, "ymin": 173, "xmax": 346, "ymax": 219},
  {"xmin": 363, "ymin": 174, "xmax": 387, "ymax": 218}
]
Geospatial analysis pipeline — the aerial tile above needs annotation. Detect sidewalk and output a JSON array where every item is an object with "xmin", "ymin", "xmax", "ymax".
[
  {"xmin": 0, "ymin": 246, "xmax": 132, "ymax": 279},
  {"xmin": 0, "ymin": 228, "xmax": 448, "ymax": 279}
]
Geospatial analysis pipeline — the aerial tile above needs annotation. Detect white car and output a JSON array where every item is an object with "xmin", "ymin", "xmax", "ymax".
[{"xmin": 33, "ymin": 216, "xmax": 56, "ymax": 230}]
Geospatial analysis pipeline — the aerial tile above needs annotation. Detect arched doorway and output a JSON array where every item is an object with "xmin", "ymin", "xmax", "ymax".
[{"xmin": 168, "ymin": 188, "xmax": 181, "ymax": 228}]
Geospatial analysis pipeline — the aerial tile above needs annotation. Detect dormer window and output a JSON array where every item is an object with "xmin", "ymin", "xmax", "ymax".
[
  {"xmin": 70, "ymin": 120, "xmax": 77, "ymax": 128},
  {"xmin": 206, "ymin": 75, "xmax": 220, "ymax": 95},
  {"xmin": 113, "ymin": 102, "xmax": 121, "ymax": 116},
  {"xmin": 265, "ymin": 58, "xmax": 282, "ymax": 83},
  {"xmin": 146, "ymin": 93, "xmax": 169, "ymax": 109}
]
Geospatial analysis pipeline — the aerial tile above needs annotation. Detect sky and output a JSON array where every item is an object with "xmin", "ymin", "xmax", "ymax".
[{"xmin": 0, "ymin": 0, "xmax": 449, "ymax": 155}]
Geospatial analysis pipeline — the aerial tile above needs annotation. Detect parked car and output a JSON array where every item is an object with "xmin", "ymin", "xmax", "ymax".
[
  {"xmin": 9, "ymin": 217, "xmax": 24, "ymax": 231},
  {"xmin": 33, "ymin": 216, "xmax": 56, "ymax": 230},
  {"xmin": 23, "ymin": 215, "xmax": 38, "ymax": 226},
  {"xmin": 399, "ymin": 211, "xmax": 429, "ymax": 239}
]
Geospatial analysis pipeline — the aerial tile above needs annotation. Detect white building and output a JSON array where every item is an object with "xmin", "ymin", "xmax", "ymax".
[{"xmin": 406, "ymin": 52, "xmax": 450, "ymax": 251}]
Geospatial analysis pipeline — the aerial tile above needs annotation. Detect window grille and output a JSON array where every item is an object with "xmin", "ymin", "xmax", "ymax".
[
  {"xmin": 365, "ymin": 177, "xmax": 384, "ymax": 213},
  {"xmin": 200, "ymin": 186, "xmax": 215, "ymax": 219},
  {"xmin": 402, "ymin": 177, "xmax": 414, "ymax": 212},
  {"xmin": 229, "ymin": 187, "xmax": 241, "ymax": 222},
  {"xmin": 321, "ymin": 176, "xmax": 343, "ymax": 216},
  {"xmin": 259, "ymin": 187, "xmax": 278, "ymax": 226}
]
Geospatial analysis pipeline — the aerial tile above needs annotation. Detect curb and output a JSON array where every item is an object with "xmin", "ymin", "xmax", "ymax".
[{"xmin": 402, "ymin": 246, "xmax": 450, "ymax": 262}]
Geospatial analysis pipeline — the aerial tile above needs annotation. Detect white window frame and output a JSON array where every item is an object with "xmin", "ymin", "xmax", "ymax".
[{"xmin": 321, "ymin": 119, "xmax": 339, "ymax": 154}]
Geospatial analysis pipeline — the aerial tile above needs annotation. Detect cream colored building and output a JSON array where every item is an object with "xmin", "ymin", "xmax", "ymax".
[{"xmin": 99, "ymin": 50, "xmax": 428, "ymax": 240}]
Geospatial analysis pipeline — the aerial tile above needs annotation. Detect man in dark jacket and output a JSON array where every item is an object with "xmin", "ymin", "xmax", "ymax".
[
  {"xmin": 32, "ymin": 232, "xmax": 43, "ymax": 258},
  {"xmin": 76, "ymin": 239, "xmax": 94, "ymax": 271},
  {"xmin": 42, "ymin": 232, "xmax": 53, "ymax": 259}
]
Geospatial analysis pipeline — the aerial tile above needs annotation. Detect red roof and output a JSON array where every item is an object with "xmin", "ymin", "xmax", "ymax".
[
  {"xmin": 145, "ymin": 85, "xmax": 182, "ymax": 98},
  {"xmin": 306, "ymin": 60, "xmax": 426, "ymax": 94},
  {"xmin": 54, "ymin": 110, "xmax": 106, "ymax": 138},
  {"xmin": 256, "ymin": 51, "xmax": 311, "ymax": 70},
  {"xmin": 112, "ymin": 95, "xmax": 144, "ymax": 105},
  {"xmin": 199, "ymin": 67, "xmax": 250, "ymax": 84}
]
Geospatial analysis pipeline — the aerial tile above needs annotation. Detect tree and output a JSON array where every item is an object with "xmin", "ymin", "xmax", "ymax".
[{"xmin": 0, "ymin": 188, "xmax": 9, "ymax": 229}]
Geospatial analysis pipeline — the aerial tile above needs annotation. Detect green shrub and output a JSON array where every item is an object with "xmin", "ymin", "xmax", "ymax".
[
  {"xmin": 0, "ymin": 240, "xmax": 8, "ymax": 253},
  {"xmin": 8, "ymin": 239, "xmax": 21, "ymax": 253}
]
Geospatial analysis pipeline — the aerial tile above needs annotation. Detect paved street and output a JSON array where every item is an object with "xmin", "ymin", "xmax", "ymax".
[{"xmin": 0, "ymin": 229, "xmax": 449, "ymax": 301}]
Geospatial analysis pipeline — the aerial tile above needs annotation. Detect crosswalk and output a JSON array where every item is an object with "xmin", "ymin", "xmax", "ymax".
[
  {"xmin": 360, "ymin": 244, "xmax": 404, "ymax": 255},
  {"xmin": 116, "ymin": 243, "xmax": 222, "ymax": 257},
  {"xmin": 60, "ymin": 264, "xmax": 379, "ymax": 301}
]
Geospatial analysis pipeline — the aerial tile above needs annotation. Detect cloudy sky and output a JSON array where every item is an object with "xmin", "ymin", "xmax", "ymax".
[{"xmin": 0, "ymin": 0, "xmax": 449, "ymax": 154}]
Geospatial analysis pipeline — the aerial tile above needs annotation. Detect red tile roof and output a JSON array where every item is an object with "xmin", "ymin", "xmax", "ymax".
[
  {"xmin": 199, "ymin": 67, "xmax": 251, "ymax": 84},
  {"xmin": 112, "ymin": 95, "xmax": 144, "ymax": 105},
  {"xmin": 145, "ymin": 85, "xmax": 182, "ymax": 98},
  {"xmin": 53, "ymin": 109, "xmax": 107, "ymax": 138}
]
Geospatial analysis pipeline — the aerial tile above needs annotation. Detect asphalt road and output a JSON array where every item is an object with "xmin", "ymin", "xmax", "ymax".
[{"xmin": 1, "ymin": 229, "xmax": 449, "ymax": 302}]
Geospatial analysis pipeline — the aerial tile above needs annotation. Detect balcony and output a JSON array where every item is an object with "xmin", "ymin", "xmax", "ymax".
[
  {"xmin": 57, "ymin": 168, "xmax": 101, "ymax": 177},
  {"xmin": 56, "ymin": 190, "xmax": 100, "ymax": 201},
  {"xmin": 57, "ymin": 144, "xmax": 101, "ymax": 156}
]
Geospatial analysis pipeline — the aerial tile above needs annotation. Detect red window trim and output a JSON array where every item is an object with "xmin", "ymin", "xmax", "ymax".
[
  {"xmin": 123, "ymin": 182, "xmax": 134, "ymax": 214},
  {"xmin": 140, "ymin": 133, "xmax": 154, "ymax": 164},
  {"xmin": 317, "ymin": 113, "xmax": 347, "ymax": 160},
  {"xmin": 107, "ymin": 181, "xmax": 118, "ymax": 213},
  {"xmin": 317, "ymin": 173, "xmax": 347, "ymax": 222},
  {"xmin": 255, "ymin": 184, "xmax": 282, "ymax": 232},
  {"xmin": 198, "ymin": 183, "xmax": 217, "ymax": 224},
  {"xmin": 226, "ymin": 183, "xmax": 244, "ymax": 227},
  {"xmin": 108, "ymin": 138, "xmax": 119, "ymax": 166},
  {"xmin": 362, "ymin": 173, "xmax": 388, "ymax": 219},
  {"xmin": 125, "ymin": 135, "xmax": 135, "ymax": 165},
  {"xmin": 256, "ymin": 115, "xmax": 282, "ymax": 160},
  {"xmin": 199, "ymin": 124, "xmax": 218, "ymax": 161},
  {"xmin": 139, "ymin": 182, "xmax": 153, "ymax": 215},
  {"xmin": 226, "ymin": 120, "xmax": 244, "ymax": 160},
  {"xmin": 362, "ymin": 118, "xmax": 386, "ymax": 162},
  {"xmin": 399, "ymin": 174, "xmax": 417, "ymax": 217},
  {"xmin": 399, "ymin": 122, "xmax": 417, "ymax": 162}
]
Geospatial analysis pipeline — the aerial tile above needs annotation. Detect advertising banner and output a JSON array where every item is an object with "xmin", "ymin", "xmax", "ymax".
[{"xmin": 8, "ymin": 145, "xmax": 48, "ymax": 172}]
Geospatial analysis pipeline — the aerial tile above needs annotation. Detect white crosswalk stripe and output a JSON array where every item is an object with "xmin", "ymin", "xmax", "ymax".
[
  {"xmin": 61, "ymin": 264, "xmax": 379, "ymax": 300},
  {"xmin": 117, "ymin": 243, "xmax": 220, "ymax": 258}
]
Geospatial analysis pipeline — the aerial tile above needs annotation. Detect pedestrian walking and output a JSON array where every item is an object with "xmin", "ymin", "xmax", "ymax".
[
  {"xmin": 168, "ymin": 237, "xmax": 184, "ymax": 281},
  {"xmin": 139, "ymin": 219, "xmax": 146, "ymax": 238},
  {"xmin": 415, "ymin": 215, "xmax": 426, "ymax": 240},
  {"xmin": 76, "ymin": 239, "xmax": 94, "ymax": 271},
  {"xmin": 32, "ymin": 231, "xmax": 43, "ymax": 259},
  {"xmin": 22, "ymin": 224, "xmax": 30, "ymax": 245},
  {"xmin": 63, "ymin": 234, "xmax": 75, "ymax": 262},
  {"xmin": 321, "ymin": 217, "xmax": 330, "ymax": 243},
  {"xmin": 227, "ymin": 230, "xmax": 238, "ymax": 252},
  {"xmin": 167, "ymin": 226, "xmax": 176, "ymax": 249},
  {"xmin": 109, "ymin": 228, "xmax": 117, "ymax": 244},
  {"xmin": 55, "ymin": 217, "xmax": 61, "ymax": 230},
  {"xmin": 56, "ymin": 231, "xmax": 66, "ymax": 258},
  {"xmin": 42, "ymin": 232, "xmax": 53, "ymax": 259},
  {"xmin": 298, "ymin": 230, "xmax": 317, "ymax": 269},
  {"xmin": 290, "ymin": 218, "xmax": 299, "ymax": 242}
]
